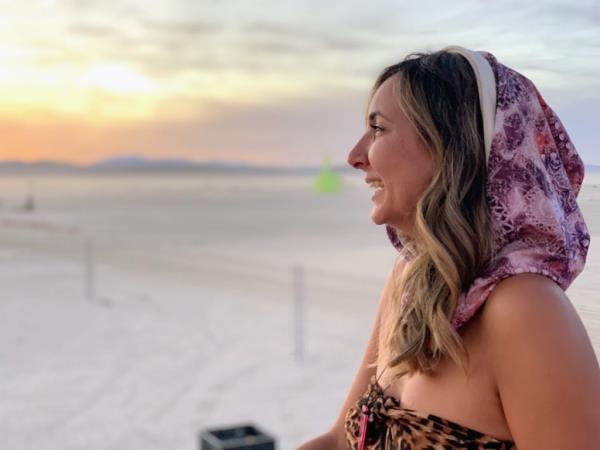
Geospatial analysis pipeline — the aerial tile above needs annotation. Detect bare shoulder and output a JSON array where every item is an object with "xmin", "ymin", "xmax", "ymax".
[
  {"xmin": 479, "ymin": 273, "xmax": 594, "ymax": 352},
  {"xmin": 479, "ymin": 273, "xmax": 600, "ymax": 449}
]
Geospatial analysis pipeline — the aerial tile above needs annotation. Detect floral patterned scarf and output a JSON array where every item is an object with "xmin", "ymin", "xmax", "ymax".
[{"xmin": 385, "ymin": 46, "xmax": 591, "ymax": 329}]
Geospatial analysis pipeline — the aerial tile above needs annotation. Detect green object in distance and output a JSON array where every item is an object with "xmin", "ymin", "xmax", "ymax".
[{"xmin": 313, "ymin": 154, "xmax": 341, "ymax": 194}]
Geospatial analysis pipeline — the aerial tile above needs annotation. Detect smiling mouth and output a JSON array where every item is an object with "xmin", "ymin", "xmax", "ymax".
[
  {"xmin": 368, "ymin": 180, "xmax": 384, "ymax": 189},
  {"xmin": 371, "ymin": 187, "xmax": 384, "ymax": 199}
]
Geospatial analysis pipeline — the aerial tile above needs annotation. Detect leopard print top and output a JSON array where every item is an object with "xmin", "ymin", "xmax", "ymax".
[{"xmin": 344, "ymin": 374, "xmax": 517, "ymax": 449}]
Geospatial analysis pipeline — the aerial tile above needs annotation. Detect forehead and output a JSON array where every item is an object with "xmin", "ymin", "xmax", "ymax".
[{"xmin": 367, "ymin": 75, "xmax": 400, "ymax": 117}]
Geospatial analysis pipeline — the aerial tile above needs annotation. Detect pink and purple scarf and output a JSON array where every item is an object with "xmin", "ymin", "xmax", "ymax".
[{"xmin": 385, "ymin": 47, "xmax": 591, "ymax": 329}]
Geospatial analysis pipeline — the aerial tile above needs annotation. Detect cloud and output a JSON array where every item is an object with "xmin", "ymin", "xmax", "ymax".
[
  {"xmin": 145, "ymin": 20, "xmax": 222, "ymax": 37},
  {"xmin": 13, "ymin": 0, "xmax": 599, "ymax": 90},
  {"xmin": 0, "ymin": 85, "xmax": 370, "ymax": 165},
  {"xmin": 241, "ymin": 21, "xmax": 375, "ymax": 53},
  {"xmin": 68, "ymin": 23, "xmax": 118, "ymax": 37},
  {"xmin": 544, "ymin": 1, "xmax": 600, "ymax": 27},
  {"xmin": 1, "ymin": 0, "xmax": 599, "ymax": 165}
]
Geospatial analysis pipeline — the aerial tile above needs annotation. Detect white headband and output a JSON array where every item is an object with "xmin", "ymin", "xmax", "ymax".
[{"xmin": 442, "ymin": 45, "xmax": 497, "ymax": 166}]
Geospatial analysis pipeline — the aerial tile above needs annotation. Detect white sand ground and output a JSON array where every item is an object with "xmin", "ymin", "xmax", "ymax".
[
  {"xmin": 0, "ymin": 173, "xmax": 598, "ymax": 450},
  {"xmin": 0, "ymin": 233, "xmax": 389, "ymax": 450}
]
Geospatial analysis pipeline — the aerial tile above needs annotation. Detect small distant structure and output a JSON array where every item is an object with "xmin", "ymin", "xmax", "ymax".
[
  {"xmin": 23, "ymin": 179, "xmax": 35, "ymax": 212},
  {"xmin": 313, "ymin": 153, "xmax": 341, "ymax": 194}
]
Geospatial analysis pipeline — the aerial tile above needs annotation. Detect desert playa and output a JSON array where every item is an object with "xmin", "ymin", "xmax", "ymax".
[{"xmin": 0, "ymin": 171, "xmax": 598, "ymax": 450}]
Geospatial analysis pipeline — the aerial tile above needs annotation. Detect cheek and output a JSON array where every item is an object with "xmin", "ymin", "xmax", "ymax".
[
  {"xmin": 370, "ymin": 138, "xmax": 433, "ymax": 192},
  {"xmin": 404, "ymin": 147, "xmax": 434, "ymax": 192},
  {"xmin": 369, "ymin": 148, "xmax": 400, "ymax": 176},
  {"xmin": 386, "ymin": 166, "xmax": 432, "ymax": 206}
]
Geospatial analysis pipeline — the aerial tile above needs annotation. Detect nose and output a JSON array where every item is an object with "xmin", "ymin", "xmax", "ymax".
[{"xmin": 347, "ymin": 132, "xmax": 370, "ymax": 170}]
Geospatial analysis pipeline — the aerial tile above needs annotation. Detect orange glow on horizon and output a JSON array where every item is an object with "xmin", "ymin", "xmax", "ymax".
[{"xmin": 1, "ymin": 2, "xmax": 597, "ymax": 165}]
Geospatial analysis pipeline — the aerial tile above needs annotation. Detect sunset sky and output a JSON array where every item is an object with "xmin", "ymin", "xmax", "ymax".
[{"xmin": 1, "ymin": 0, "xmax": 599, "ymax": 166}]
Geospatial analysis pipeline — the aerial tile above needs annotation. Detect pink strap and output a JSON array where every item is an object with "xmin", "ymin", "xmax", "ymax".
[{"xmin": 357, "ymin": 404, "xmax": 369, "ymax": 450}]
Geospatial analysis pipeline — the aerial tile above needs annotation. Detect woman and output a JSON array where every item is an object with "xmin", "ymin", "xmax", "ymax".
[{"xmin": 297, "ymin": 46, "xmax": 600, "ymax": 449}]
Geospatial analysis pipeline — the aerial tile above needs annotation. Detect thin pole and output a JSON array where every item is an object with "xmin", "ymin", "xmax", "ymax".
[
  {"xmin": 84, "ymin": 237, "xmax": 95, "ymax": 301},
  {"xmin": 292, "ymin": 264, "xmax": 305, "ymax": 362}
]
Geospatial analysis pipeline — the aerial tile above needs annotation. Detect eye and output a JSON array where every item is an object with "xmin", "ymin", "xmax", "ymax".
[{"xmin": 370, "ymin": 124, "xmax": 383, "ymax": 135}]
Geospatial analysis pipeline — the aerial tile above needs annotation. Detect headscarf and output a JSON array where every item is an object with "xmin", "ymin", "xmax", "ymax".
[{"xmin": 385, "ymin": 45, "xmax": 591, "ymax": 329}]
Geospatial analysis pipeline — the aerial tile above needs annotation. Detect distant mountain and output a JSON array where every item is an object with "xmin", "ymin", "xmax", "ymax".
[
  {"xmin": 585, "ymin": 164, "xmax": 600, "ymax": 173},
  {"xmin": 87, "ymin": 155, "xmax": 333, "ymax": 173},
  {"xmin": 0, "ymin": 155, "xmax": 355, "ymax": 174},
  {"xmin": 0, "ymin": 160, "xmax": 81, "ymax": 174},
  {"xmin": 90, "ymin": 155, "xmax": 203, "ymax": 171},
  {"xmin": 6, "ymin": 155, "xmax": 595, "ymax": 175}
]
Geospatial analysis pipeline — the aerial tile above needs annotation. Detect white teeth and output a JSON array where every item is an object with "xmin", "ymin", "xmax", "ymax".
[{"xmin": 369, "ymin": 181, "xmax": 385, "ymax": 189}]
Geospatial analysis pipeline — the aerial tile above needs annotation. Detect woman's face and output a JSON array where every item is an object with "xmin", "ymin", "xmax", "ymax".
[{"xmin": 347, "ymin": 74, "xmax": 434, "ymax": 235}]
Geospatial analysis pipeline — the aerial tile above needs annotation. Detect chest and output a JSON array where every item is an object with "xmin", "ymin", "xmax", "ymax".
[{"xmin": 375, "ymin": 312, "xmax": 514, "ymax": 442}]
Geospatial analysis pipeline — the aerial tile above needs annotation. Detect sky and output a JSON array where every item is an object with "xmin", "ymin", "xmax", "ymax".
[{"xmin": 0, "ymin": 0, "xmax": 599, "ymax": 166}]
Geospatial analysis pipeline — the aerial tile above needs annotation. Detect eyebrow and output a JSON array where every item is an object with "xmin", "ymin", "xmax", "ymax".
[{"xmin": 367, "ymin": 110, "xmax": 391, "ymax": 122}]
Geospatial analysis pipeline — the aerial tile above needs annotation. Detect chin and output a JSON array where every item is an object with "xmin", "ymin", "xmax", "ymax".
[
  {"xmin": 370, "ymin": 208, "xmax": 388, "ymax": 225},
  {"xmin": 371, "ymin": 217, "xmax": 386, "ymax": 226}
]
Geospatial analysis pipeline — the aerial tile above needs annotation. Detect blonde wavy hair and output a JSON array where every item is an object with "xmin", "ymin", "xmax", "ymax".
[{"xmin": 368, "ymin": 50, "xmax": 495, "ymax": 379}]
